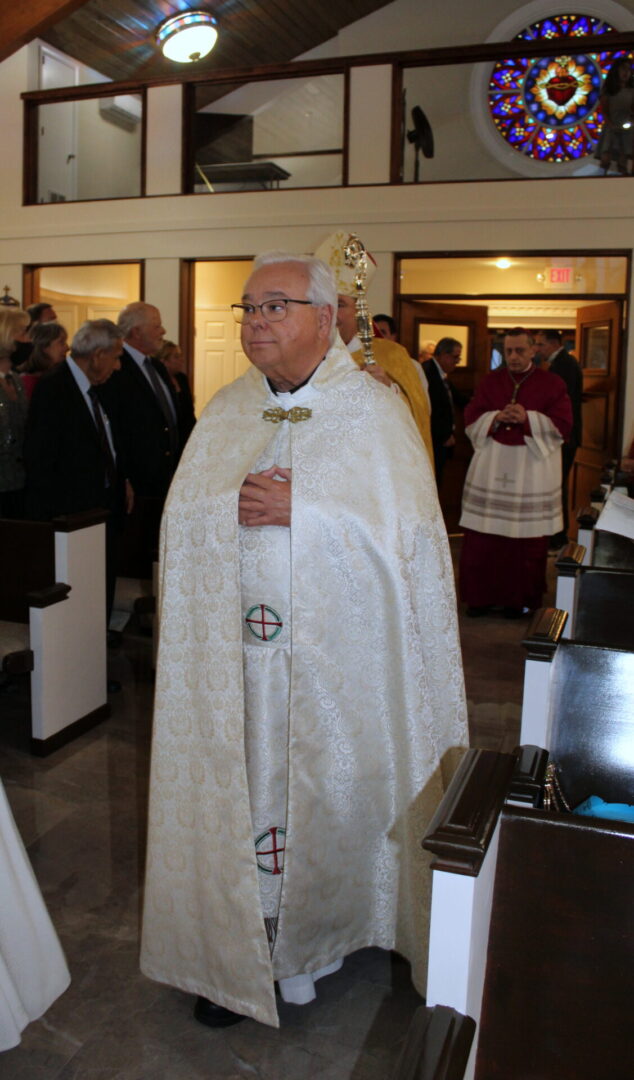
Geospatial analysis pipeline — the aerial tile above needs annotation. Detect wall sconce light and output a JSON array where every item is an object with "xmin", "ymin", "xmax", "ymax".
[{"xmin": 157, "ymin": 11, "xmax": 218, "ymax": 63}]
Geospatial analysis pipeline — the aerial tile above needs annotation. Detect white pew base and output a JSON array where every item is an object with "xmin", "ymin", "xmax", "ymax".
[{"xmin": 30, "ymin": 518, "xmax": 109, "ymax": 756}]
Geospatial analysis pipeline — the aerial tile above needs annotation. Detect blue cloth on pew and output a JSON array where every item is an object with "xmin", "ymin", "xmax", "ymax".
[{"xmin": 574, "ymin": 795, "xmax": 634, "ymax": 823}]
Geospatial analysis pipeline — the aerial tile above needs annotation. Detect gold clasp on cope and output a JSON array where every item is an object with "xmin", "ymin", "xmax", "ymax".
[{"xmin": 262, "ymin": 406, "xmax": 312, "ymax": 424}]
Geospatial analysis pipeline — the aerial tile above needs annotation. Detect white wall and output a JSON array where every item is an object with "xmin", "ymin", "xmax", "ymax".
[{"xmin": 76, "ymin": 97, "xmax": 142, "ymax": 200}]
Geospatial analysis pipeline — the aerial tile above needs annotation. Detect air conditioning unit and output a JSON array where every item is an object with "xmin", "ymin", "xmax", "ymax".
[{"xmin": 99, "ymin": 95, "xmax": 142, "ymax": 131}]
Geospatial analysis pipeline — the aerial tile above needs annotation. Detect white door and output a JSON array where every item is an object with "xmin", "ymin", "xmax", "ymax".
[
  {"xmin": 38, "ymin": 48, "xmax": 77, "ymax": 203},
  {"xmin": 39, "ymin": 300, "xmax": 122, "ymax": 341},
  {"xmin": 194, "ymin": 306, "xmax": 250, "ymax": 416}
]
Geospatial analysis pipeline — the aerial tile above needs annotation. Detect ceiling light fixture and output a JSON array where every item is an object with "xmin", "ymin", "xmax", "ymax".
[
  {"xmin": 157, "ymin": 11, "xmax": 218, "ymax": 63},
  {"xmin": 495, "ymin": 258, "xmax": 512, "ymax": 270}
]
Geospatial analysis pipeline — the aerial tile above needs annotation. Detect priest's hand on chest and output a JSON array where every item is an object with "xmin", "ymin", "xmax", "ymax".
[{"xmin": 238, "ymin": 466, "xmax": 292, "ymax": 527}]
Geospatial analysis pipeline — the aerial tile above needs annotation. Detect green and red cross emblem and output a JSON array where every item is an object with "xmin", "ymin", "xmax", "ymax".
[
  {"xmin": 255, "ymin": 826, "xmax": 286, "ymax": 875},
  {"xmin": 245, "ymin": 603, "xmax": 283, "ymax": 642}
]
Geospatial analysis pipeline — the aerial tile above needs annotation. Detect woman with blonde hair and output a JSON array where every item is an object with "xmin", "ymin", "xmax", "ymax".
[{"xmin": 0, "ymin": 308, "xmax": 30, "ymax": 516}]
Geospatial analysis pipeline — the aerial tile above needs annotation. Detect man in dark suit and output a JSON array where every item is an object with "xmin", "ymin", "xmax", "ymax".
[
  {"xmin": 423, "ymin": 337, "xmax": 466, "ymax": 485},
  {"xmin": 24, "ymin": 319, "xmax": 128, "ymax": 623},
  {"xmin": 98, "ymin": 302, "xmax": 181, "ymax": 574},
  {"xmin": 100, "ymin": 302, "xmax": 180, "ymax": 500},
  {"xmin": 534, "ymin": 330, "xmax": 583, "ymax": 546}
]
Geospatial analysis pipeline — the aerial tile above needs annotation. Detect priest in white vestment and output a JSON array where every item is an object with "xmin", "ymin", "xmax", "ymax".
[
  {"xmin": 0, "ymin": 779, "xmax": 70, "ymax": 1050},
  {"xmin": 140, "ymin": 252, "xmax": 468, "ymax": 1028}
]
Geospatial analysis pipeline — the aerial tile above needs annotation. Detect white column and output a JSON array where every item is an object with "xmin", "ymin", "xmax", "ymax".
[
  {"xmin": 347, "ymin": 65, "xmax": 392, "ymax": 184},
  {"xmin": 145, "ymin": 84, "xmax": 183, "ymax": 196},
  {"xmin": 144, "ymin": 258, "xmax": 181, "ymax": 341}
]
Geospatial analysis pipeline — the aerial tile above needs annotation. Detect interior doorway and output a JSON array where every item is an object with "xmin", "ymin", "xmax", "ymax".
[
  {"xmin": 400, "ymin": 299, "xmax": 488, "ymax": 531},
  {"xmin": 24, "ymin": 262, "xmax": 143, "ymax": 340},
  {"xmin": 396, "ymin": 253, "xmax": 629, "ymax": 533}
]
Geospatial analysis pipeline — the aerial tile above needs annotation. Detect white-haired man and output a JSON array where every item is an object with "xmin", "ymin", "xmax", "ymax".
[
  {"xmin": 98, "ymin": 301, "xmax": 180, "ymax": 573},
  {"xmin": 141, "ymin": 252, "xmax": 467, "ymax": 1029},
  {"xmin": 99, "ymin": 302, "xmax": 180, "ymax": 503}
]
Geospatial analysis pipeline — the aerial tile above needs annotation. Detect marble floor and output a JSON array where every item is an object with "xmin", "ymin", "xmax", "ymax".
[{"xmin": 0, "ymin": 539, "xmax": 556, "ymax": 1079}]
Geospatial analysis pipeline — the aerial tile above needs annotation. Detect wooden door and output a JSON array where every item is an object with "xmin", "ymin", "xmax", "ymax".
[
  {"xmin": 398, "ymin": 299, "xmax": 489, "ymax": 531},
  {"xmin": 574, "ymin": 300, "xmax": 622, "ymax": 514}
]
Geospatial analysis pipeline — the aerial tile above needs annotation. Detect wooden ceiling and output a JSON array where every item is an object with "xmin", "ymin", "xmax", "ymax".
[{"xmin": 20, "ymin": 0, "xmax": 394, "ymax": 83}]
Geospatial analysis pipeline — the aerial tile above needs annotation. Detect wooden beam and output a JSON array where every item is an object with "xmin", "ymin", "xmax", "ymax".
[{"xmin": 0, "ymin": 1, "xmax": 91, "ymax": 64}]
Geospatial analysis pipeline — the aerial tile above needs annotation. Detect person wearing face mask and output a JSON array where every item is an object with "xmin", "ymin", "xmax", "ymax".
[{"xmin": 0, "ymin": 308, "xmax": 30, "ymax": 517}]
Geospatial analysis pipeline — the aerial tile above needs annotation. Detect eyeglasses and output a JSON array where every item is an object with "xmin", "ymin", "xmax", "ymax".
[{"xmin": 231, "ymin": 299, "xmax": 314, "ymax": 324}]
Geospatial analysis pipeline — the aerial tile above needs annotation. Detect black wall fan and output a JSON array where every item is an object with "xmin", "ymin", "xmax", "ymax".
[{"xmin": 407, "ymin": 105, "xmax": 434, "ymax": 182}]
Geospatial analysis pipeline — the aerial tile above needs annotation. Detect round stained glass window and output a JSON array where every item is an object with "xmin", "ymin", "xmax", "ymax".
[{"xmin": 488, "ymin": 14, "xmax": 629, "ymax": 163}]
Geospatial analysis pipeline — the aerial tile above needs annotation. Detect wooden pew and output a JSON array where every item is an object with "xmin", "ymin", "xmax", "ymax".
[
  {"xmin": 575, "ymin": 505, "xmax": 598, "ymax": 565},
  {"xmin": 554, "ymin": 561, "xmax": 634, "ymax": 646},
  {"xmin": 397, "ymin": 739, "xmax": 634, "ymax": 1080},
  {"xmin": 520, "ymin": 607, "xmax": 567, "ymax": 748},
  {"xmin": 391, "ymin": 1004, "xmax": 475, "ymax": 1080},
  {"xmin": 573, "ymin": 468, "xmax": 633, "ymax": 565},
  {"xmin": 572, "ymin": 566, "xmax": 634, "ymax": 648},
  {"xmin": 553, "ymin": 542, "xmax": 585, "ymax": 629},
  {"xmin": 0, "ymin": 511, "xmax": 109, "ymax": 755},
  {"xmin": 0, "ymin": 519, "xmax": 63, "ymax": 681},
  {"xmin": 555, "ymin": 531, "xmax": 634, "ymax": 638},
  {"xmin": 593, "ymin": 527, "xmax": 634, "ymax": 570},
  {"xmin": 520, "ymin": 604, "xmax": 634, "ymax": 749}
]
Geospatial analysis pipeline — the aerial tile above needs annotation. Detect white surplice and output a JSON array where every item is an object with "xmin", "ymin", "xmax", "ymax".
[
  {"xmin": 141, "ymin": 337, "xmax": 468, "ymax": 1027},
  {"xmin": 0, "ymin": 780, "xmax": 70, "ymax": 1050},
  {"xmin": 460, "ymin": 409, "xmax": 564, "ymax": 538}
]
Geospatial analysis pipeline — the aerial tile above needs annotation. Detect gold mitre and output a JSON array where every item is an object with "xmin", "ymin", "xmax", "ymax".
[{"xmin": 314, "ymin": 231, "xmax": 377, "ymax": 296}]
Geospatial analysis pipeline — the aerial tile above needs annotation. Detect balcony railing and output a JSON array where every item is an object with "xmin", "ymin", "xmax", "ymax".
[{"xmin": 22, "ymin": 31, "xmax": 634, "ymax": 205}]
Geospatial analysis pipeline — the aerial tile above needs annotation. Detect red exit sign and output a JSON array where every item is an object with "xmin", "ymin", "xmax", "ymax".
[{"xmin": 544, "ymin": 266, "xmax": 574, "ymax": 289}]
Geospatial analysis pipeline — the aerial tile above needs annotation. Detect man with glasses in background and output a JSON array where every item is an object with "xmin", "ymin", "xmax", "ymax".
[{"xmin": 141, "ymin": 251, "xmax": 467, "ymax": 1030}]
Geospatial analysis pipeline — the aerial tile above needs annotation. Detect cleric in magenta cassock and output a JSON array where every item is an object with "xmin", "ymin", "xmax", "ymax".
[
  {"xmin": 459, "ymin": 328, "xmax": 572, "ymax": 616},
  {"xmin": 140, "ymin": 251, "xmax": 468, "ymax": 1029}
]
